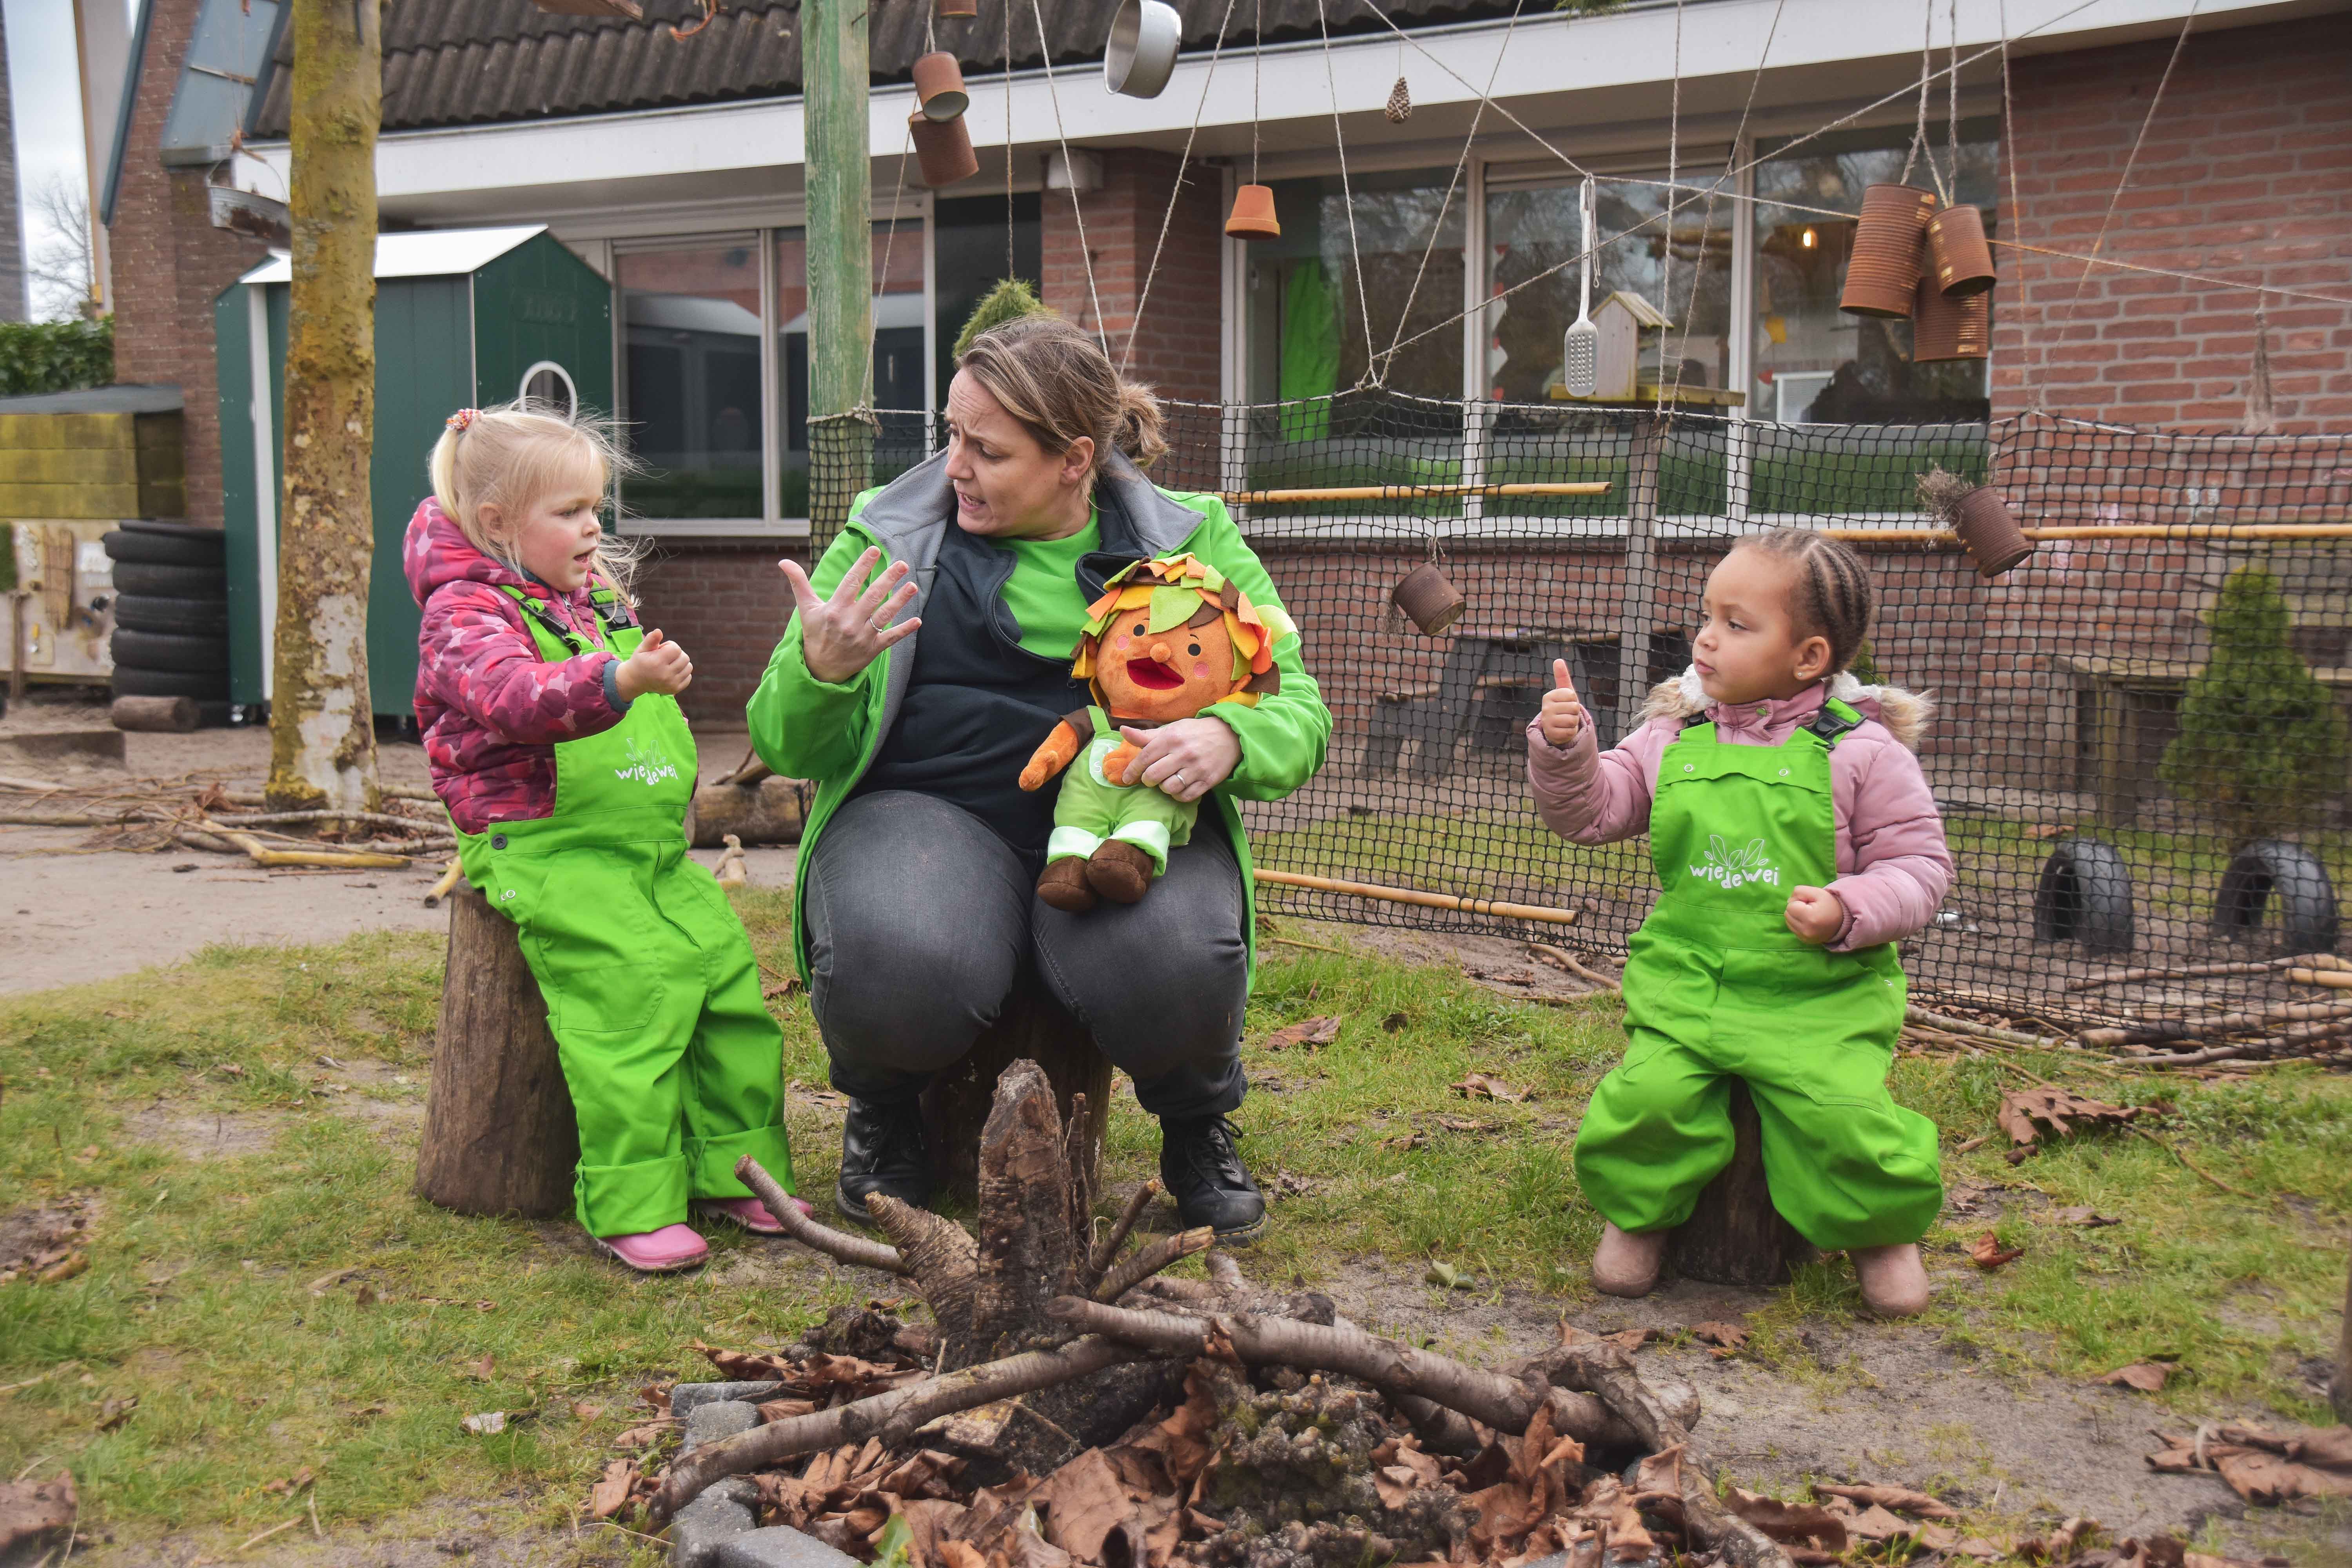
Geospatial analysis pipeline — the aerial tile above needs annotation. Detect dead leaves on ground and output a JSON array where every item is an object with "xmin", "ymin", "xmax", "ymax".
[
  {"xmin": 2096, "ymin": 1362, "xmax": 2177, "ymax": 1393},
  {"xmin": 1969, "ymin": 1231, "xmax": 2024, "ymax": 1270},
  {"xmin": 2147, "ymin": 1421, "xmax": 2352, "ymax": 1505},
  {"xmin": 1998, "ymin": 1086, "xmax": 2160, "ymax": 1151},
  {"xmin": 1451, "ymin": 1073, "xmax": 1533, "ymax": 1103},
  {"xmin": 1259, "ymin": 1015, "xmax": 1341, "ymax": 1052}
]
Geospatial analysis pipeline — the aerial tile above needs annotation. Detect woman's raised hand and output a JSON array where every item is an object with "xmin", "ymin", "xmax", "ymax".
[{"xmin": 780, "ymin": 548, "xmax": 922, "ymax": 686}]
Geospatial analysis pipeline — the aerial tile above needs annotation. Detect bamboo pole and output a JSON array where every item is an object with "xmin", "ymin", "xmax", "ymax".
[
  {"xmin": 1820, "ymin": 524, "xmax": 2352, "ymax": 545},
  {"xmin": 1253, "ymin": 868, "xmax": 1582, "ymax": 926},
  {"xmin": 1221, "ymin": 482, "xmax": 1612, "ymax": 504}
]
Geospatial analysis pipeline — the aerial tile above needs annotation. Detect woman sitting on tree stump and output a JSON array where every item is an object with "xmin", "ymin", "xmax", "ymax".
[
  {"xmin": 747, "ymin": 314, "xmax": 1332, "ymax": 1243},
  {"xmin": 1527, "ymin": 530, "xmax": 1952, "ymax": 1317}
]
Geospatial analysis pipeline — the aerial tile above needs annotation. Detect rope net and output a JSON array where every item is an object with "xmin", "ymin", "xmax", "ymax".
[{"xmin": 849, "ymin": 401, "xmax": 2352, "ymax": 1026}]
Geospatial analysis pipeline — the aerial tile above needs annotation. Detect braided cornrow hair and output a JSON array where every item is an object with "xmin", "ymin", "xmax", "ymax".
[{"xmin": 1733, "ymin": 528, "xmax": 1876, "ymax": 676}]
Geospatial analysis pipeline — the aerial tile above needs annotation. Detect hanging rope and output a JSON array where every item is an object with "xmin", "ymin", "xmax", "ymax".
[
  {"xmin": 1946, "ymin": 0, "xmax": 1961, "ymax": 195},
  {"xmin": 1123, "ymin": 0, "xmax": 1245, "ymax": 376},
  {"xmin": 1319, "ymin": 0, "xmax": 1378, "ymax": 386},
  {"xmin": 1667, "ymin": 0, "xmax": 1786, "ymax": 410},
  {"xmin": 2058, "ymin": 0, "xmax": 2199, "ymax": 330},
  {"xmin": 1251, "ymin": 0, "xmax": 1263, "ymax": 186},
  {"xmin": 1375, "ymin": 0, "xmax": 1525, "ymax": 385},
  {"xmin": 1004, "ymin": 0, "xmax": 1016, "ymax": 281},
  {"xmin": 867, "ymin": 119, "xmax": 915, "ymax": 415},
  {"xmin": 1658, "ymin": 0, "xmax": 1683, "ymax": 388},
  {"xmin": 1027, "ymin": 0, "xmax": 1109, "ymax": 354}
]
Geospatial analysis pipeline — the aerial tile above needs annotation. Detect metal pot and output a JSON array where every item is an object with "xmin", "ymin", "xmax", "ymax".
[
  {"xmin": 1838, "ymin": 183, "xmax": 1938, "ymax": 319},
  {"xmin": 1911, "ymin": 255, "xmax": 1989, "ymax": 363},
  {"xmin": 1926, "ymin": 203, "xmax": 1996, "ymax": 296},
  {"xmin": 912, "ymin": 52, "xmax": 969, "ymax": 122},
  {"xmin": 1225, "ymin": 183, "xmax": 1280, "ymax": 240},
  {"xmin": 1391, "ymin": 563, "xmax": 1467, "ymax": 635},
  {"xmin": 1105, "ymin": 0, "xmax": 1181, "ymax": 98},
  {"xmin": 1951, "ymin": 484, "xmax": 2033, "ymax": 579},
  {"xmin": 937, "ymin": 0, "xmax": 977, "ymax": 17},
  {"xmin": 909, "ymin": 108, "xmax": 979, "ymax": 188}
]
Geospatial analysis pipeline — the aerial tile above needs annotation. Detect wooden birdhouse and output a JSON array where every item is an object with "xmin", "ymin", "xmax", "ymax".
[{"xmin": 1590, "ymin": 291, "xmax": 1671, "ymax": 402}]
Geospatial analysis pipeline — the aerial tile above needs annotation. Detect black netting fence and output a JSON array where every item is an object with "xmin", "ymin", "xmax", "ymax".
[{"xmin": 864, "ymin": 399, "xmax": 2352, "ymax": 1025}]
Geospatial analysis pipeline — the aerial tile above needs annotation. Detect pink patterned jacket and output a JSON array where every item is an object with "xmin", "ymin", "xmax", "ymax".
[
  {"xmin": 405, "ymin": 497, "xmax": 631, "ymax": 834},
  {"xmin": 1526, "ymin": 673, "xmax": 1953, "ymax": 952}
]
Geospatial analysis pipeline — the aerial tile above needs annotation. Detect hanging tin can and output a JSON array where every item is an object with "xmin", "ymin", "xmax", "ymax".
[
  {"xmin": 1390, "ymin": 563, "xmax": 1467, "ymax": 635},
  {"xmin": 938, "ymin": 0, "xmax": 978, "ymax": 16},
  {"xmin": 1926, "ymin": 203, "xmax": 1996, "ymax": 296},
  {"xmin": 1911, "ymin": 252, "xmax": 1989, "ymax": 362},
  {"xmin": 909, "ymin": 108, "xmax": 979, "ymax": 188},
  {"xmin": 1951, "ymin": 486, "xmax": 2033, "ymax": 579},
  {"xmin": 1838, "ymin": 183, "xmax": 1938, "ymax": 319},
  {"xmin": 912, "ymin": 52, "xmax": 970, "ymax": 121},
  {"xmin": 1225, "ymin": 184, "xmax": 1281, "ymax": 240}
]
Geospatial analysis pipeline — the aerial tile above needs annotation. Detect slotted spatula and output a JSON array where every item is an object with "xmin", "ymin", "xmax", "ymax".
[{"xmin": 1561, "ymin": 175, "xmax": 1599, "ymax": 398}]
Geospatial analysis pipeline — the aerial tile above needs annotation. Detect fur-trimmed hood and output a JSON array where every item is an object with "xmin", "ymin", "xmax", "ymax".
[{"xmin": 1640, "ymin": 667, "xmax": 1934, "ymax": 751}]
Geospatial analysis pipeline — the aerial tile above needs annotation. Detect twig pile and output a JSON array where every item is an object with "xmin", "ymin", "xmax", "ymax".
[{"xmin": 0, "ymin": 772, "xmax": 451, "ymax": 869}]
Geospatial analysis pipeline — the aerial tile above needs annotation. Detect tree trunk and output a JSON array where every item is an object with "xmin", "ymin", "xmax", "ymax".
[
  {"xmin": 415, "ymin": 885, "xmax": 580, "ymax": 1217},
  {"xmin": 1666, "ymin": 1079, "xmax": 1817, "ymax": 1289},
  {"xmin": 267, "ymin": 0, "xmax": 381, "ymax": 817},
  {"xmin": 803, "ymin": 0, "xmax": 871, "ymax": 558},
  {"xmin": 2333, "ymin": 1245, "xmax": 2352, "ymax": 1424},
  {"xmin": 924, "ymin": 969, "xmax": 1111, "ymax": 1207}
]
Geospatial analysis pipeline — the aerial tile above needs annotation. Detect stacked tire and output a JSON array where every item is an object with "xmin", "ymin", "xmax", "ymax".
[{"xmin": 103, "ymin": 521, "xmax": 230, "ymax": 721}]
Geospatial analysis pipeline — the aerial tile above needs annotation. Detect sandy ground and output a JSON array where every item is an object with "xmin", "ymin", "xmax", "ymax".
[{"xmin": 0, "ymin": 691, "xmax": 795, "ymax": 993}]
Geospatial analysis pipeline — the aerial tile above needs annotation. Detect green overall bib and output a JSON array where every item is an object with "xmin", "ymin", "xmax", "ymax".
[
  {"xmin": 1044, "ymin": 706, "xmax": 1197, "ymax": 873},
  {"xmin": 456, "ymin": 586, "xmax": 796, "ymax": 1236},
  {"xmin": 1571, "ymin": 701, "xmax": 1942, "ymax": 1251}
]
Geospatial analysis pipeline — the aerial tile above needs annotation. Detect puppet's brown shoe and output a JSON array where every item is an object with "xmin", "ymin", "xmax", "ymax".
[
  {"xmin": 1037, "ymin": 857, "xmax": 1098, "ymax": 913},
  {"xmin": 1084, "ymin": 840, "xmax": 1155, "ymax": 904}
]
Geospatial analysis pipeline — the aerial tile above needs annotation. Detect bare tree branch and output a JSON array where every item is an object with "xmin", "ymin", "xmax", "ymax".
[{"xmin": 737, "ymin": 1155, "xmax": 909, "ymax": 1276}]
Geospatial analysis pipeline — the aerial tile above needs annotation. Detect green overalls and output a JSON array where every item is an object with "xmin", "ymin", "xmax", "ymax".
[
  {"xmin": 456, "ymin": 586, "xmax": 797, "ymax": 1236},
  {"xmin": 1044, "ymin": 706, "xmax": 1198, "ymax": 874},
  {"xmin": 1572, "ymin": 700, "xmax": 1943, "ymax": 1251}
]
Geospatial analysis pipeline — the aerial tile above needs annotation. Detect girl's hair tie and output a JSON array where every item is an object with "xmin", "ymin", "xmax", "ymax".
[{"xmin": 446, "ymin": 408, "xmax": 479, "ymax": 432}]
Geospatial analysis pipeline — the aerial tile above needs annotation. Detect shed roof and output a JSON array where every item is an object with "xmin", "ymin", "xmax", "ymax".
[
  {"xmin": 248, "ymin": 0, "xmax": 1525, "ymax": 138},
  {"xmin": 238, "ymin": 225, "xmax": 548, "ymax": 285}
]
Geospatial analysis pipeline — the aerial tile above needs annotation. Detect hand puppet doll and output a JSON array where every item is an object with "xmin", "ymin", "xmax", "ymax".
[{"xmin": 1016, "ymin": 553, "xmax": 1281, "ymax": 913}]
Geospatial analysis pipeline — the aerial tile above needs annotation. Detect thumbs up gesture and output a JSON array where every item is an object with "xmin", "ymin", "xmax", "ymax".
[{"xmin": 1537, "ymin": 659, "xmax": 1585, "ymax": 747}]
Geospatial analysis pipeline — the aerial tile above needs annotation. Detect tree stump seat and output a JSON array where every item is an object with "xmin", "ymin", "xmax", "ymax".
[
  {"xmin": 924, "ymin": 964, "xmax": 1111, "ymax": 1207},
  {"xmin": 1664, "ymin": 1078, "xmax": 1817, "ymax": 1288}
]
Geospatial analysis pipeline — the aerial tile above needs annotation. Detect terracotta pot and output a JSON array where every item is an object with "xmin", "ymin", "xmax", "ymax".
[
  {"xmin": 1838, "ymin": 183, "xmax": 1938, "ymax": 318},
  {"xmin": 1951, "ymin": 485, "xmax": 2033, "ymax": 579},
  {"xmin": 1911, "ymin": 256, "xmax": 1989, "ymax": 363},
  {"xmin": 1391, "ymin": 563, "xmax": 1466, "ymax": 635},
  {"xmin": 1225, "ymin": 183, "xmax": 1280, "ymax": 240},
  {"xmin": 1926, "ymin": 203, "xmax": 1996, "ymax": 296},
  {"xmin": 937, "ymin": 0, "xmax": 977, "ymax": 16},
  {"xmin": 912, "ymin": 53, "xmax": 969, "ymax": 121},
  {"xmin": 909, "ymin": 109, "xmax": 979, "ymax": 188}
]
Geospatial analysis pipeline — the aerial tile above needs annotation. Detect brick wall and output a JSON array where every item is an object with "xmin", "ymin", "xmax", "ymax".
[
  {"xmin": 1040, "ymin": 150, "xmax": 1224, "ymax": 406},
  {"xmin": 105, "ymin": 0, "xmax": 270, "ymax": 526},
  {"xmin": 1994, "ymin": 15, "xmax": 2352, "ymax": 430},
  {"xmin": 631, "ymin": 540, "xmax": 811, "ymax": 728}
]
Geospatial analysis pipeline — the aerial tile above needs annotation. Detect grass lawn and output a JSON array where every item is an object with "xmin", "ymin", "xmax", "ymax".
[{"xmin": 2, "ymin": 892, "xmax": 2348, "ymax": 1561}]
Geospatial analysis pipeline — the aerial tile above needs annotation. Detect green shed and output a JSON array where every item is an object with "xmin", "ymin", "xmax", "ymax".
[{"xmin": 215, "ymin": 225, "xmax": 613, "ymax": 716}]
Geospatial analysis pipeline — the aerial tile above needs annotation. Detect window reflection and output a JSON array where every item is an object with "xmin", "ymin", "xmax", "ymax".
[
  {"xmin": 619, "ymin": 241, "xmax": 763, "ymax": 521},
  {"xmin": 1752, "ymin": 123, "xmax": 1998, "ymax": 423},
  {"xmin": 777, "ymin": 221, "xmax": 927, "ymax": 519},
  {"xmin": 1485, "ymin": 168, "xmax": 1735, "ymax": 403}
]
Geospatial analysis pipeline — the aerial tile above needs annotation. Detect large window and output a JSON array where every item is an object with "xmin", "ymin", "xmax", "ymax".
[
  {"xmin": 1484, "ymin": 165, "xmax": 1736, "ymax": 403},
  {"xmin": 619, "ymin": 240, "xmax": 764, "ymax": 522},
  {"xmin": 1751, "ymin": 122, "xmax": 1998, "ymax": 423},
  {"xmin": 1244, "ymin": 169, "xmax": 1467, "ymax": 410},
  {"xmin": 775, "ymin": 222, "xmax": 927, "ymax": 519},
  {"xmin": 933, "ymin": 193, "xmax": 1044, "ymax": 407}
]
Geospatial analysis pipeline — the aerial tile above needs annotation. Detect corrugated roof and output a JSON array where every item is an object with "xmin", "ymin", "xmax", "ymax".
[
  {"xmin": 250, "ymin": 0, "xmax": 1522, "ymax": 138},
  {"xmin": 238, "ymin": 225, "xmax": 546, "ymax": 283}
]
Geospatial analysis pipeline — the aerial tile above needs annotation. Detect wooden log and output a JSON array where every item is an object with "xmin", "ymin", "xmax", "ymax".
[
  {"xmin": 923, "ymin": 966, "xmax": 1110, "ymax": 1206},
  {"xmin": 110, "ymin": 695, "xmax": 200, "ymax": 733},
  {"xmin": 686, "ymin": 776, "xmax": 810, "ymax": 848},
  {"xmin": 2334, "ymin": 1247, "xmax": 2352, "ymax": 1425},
  {"xmin": 414, "ymin": 884, "xmax": 580, "ymax": 1218},
  {"xmin": 1666, "ymin": 1080, "xmax": 1817, "ymax": 1290}
]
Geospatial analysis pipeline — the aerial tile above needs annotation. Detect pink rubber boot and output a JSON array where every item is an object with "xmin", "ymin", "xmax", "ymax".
[
  {"xmin": 593, "ymin": 1223, "xmax": 710, "ymax": 1273},
  {"xmin": 1591, "ymin": 1222, "xmax": 1668, "ymax": 1298},
  {"xmin": 1852, "ymin": 1243, "xmax": 1931, "ymax": 1318},
  {"xmin": 693, "ymin": 1195, "xmax": 812, "ymax": 1235}
]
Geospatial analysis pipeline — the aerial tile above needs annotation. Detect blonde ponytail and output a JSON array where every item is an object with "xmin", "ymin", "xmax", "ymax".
[
  {"xmin": 957, "ymin": 315, "xmax": 1165, "ymax": 483},
  {"xmin": 427, "ymin": 399, "xmax": 645, "ymax": 599}
]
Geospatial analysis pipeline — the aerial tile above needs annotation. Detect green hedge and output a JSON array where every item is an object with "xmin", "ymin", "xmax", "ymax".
[{"xmin": 0, "ymin": 318, "xmax": 114, "ymax": 397}]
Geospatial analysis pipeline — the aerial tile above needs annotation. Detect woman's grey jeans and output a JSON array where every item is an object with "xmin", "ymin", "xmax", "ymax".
[{"xmin": 802, "ymin": 789, "xmax": 1249, "ymax": 1122}]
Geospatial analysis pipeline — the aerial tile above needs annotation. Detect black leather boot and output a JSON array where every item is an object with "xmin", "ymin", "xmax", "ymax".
[
  {"xmin": 835, "ymin": 1097, "xmax": 935, "ymax": 1225},
  {"xmin": 1158, "ymin": 1115, "xmax": 1265, "ymax": 1241}
]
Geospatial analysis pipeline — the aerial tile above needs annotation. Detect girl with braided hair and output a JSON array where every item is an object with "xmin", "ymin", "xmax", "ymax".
[{"xmin": 1527, "ymin": 529, "xmax": 1953, "ymax": 1317}]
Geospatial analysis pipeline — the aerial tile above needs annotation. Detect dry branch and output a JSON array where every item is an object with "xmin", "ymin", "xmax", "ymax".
[
  {"xmin": 868, "ymin": 1193, "xmax": 979, "ymax": 1339},
  {"xmin": 2080, "ymin": 1000, "xmax": 2352, "ymax": 1049},
  {"xmin": 423, "ymin": 860, "xmax": 464, "ymax": 907},
  {"xmin": 1093, "ymin": 1227, "xmax": 1214, "ymax": 1302},
  {"xmin": 212, "ymin": 828, "xmax": 411, "ymax": 869},
  {"xmin": 1907, "ymin": 1006, "xmax": 2062, "ymax": 1050},
  {"xmin": 1541, "ymin": 1342, "xmax": 1793, "ymax": 1568},
  {"xmin": 2287, "ymin": 968, "xmax": 2352, "ymax": 991},
  {"xmin": 1529, "ymin": 942, "xmax": 1622, "ymax": 993},
  {"xmin": 2064, "ymin": 955, "xmax": 2316, "ymax": 991},
  {"xmin": 1085, "ymin": 1179, "xmax": 1160, "ymax": 1285},
  {"xmin": 1255, "ymin": 869, "xmax": 1583, "ymax": 926},
  {"xmin": 737, "ymin": 1155, "xmax": 909, "ymax": 1276},
  {"xmin": 1046, "ymin": 1296, "xmax": 1658, "ymax": 1449},
  {"xmin": 651, "ymin": 1334, "xmax": 1144, "ymax": 1519}
]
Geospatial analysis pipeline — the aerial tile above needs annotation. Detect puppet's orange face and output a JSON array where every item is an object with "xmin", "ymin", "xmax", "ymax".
[{"xmin": 1093, "ymin": 609, "xmax": 1241, "ymax": 723}]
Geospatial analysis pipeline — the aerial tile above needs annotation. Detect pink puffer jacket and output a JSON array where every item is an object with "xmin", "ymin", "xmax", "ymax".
[
  {"xmin": 405, "ymin": 497, "xmax": 630, "ymax": 834},
  {"xmin": 1526, "ymin": 673, "xmax": 1953, "ymax": 951}
]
